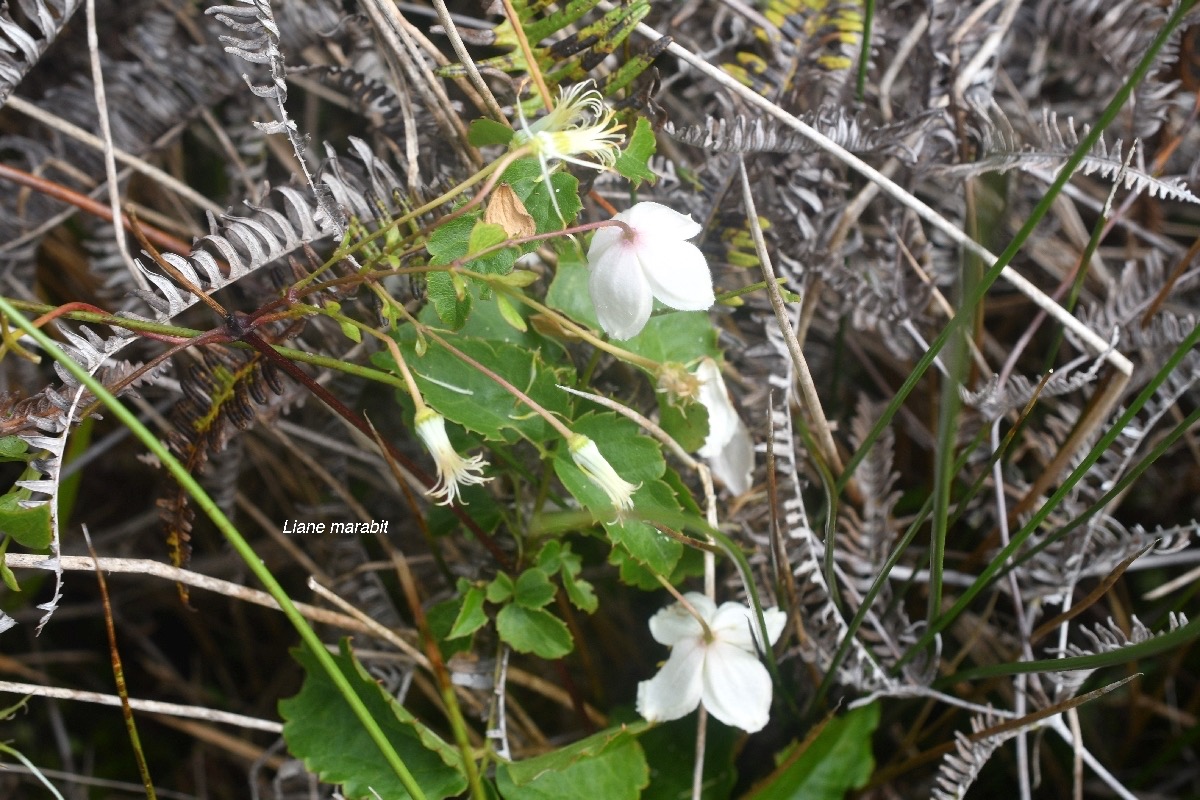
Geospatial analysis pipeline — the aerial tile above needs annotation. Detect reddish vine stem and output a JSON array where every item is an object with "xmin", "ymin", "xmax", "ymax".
[{"xmin": 0, "ymin": 163, "xmax": 193, "ymax": 257}]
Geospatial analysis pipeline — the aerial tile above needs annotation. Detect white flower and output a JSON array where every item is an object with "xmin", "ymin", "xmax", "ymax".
[
  {"xmin": 513, "ymin": 82, "xmax": 624, "ymax": 171},
  {"xmin": 694, "ymin": 358, "xmax": 754, "ymax": 495},
  {"xmin": 637, "ymin": 592, "xmax": 786, "ymax": 733},
  {"xmin": 415, "ymin": 408, "xmax": 490, "ymax": 505},
  {"xmin": 567, "ymin": 433, "xmax": 638, "ymax": 512},
  {"xmin": 586, "ymin": 202, "xmax": 715, "ymax": 340}
]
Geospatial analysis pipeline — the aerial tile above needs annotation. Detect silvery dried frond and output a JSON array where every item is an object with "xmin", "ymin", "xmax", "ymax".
[
  {"xmin": 1022, "ymin": 516, "xmax": 1196, "ymax": 603},
  {"xmin": 0, "ymin": 11, "xmax": 242, "ymax": 258},
  {"xmin": 836, "ymin": 398, "xmax": 931, "ymax": 679},
  {"xmin": 925, "ymin": 0, "xmax": 1008, "ymax": 108},
  {"xmin": 663, "ymin": 107, "xmax": 928, "ymax": 163},
  {"xmin": 765, "ymin": 319, "xmax": 900, "ymax": 692},
  {"xmin": 1074, "ymin": 252, "xmax": 1200, "ymax": 352},
  {"xmin": 0, "ymin": 0, "xmax": 83, "ymax": 104},
  {"xmin": 938, "ymin": 108, "xmax": 1200, "ymax": 204},
  {"xmin": 1033, "ymin": 0, "xmax": 1194, "ymax": 139},
  {"xmin": 932, "ymin": 709, "xmax": 1025, "ymax": 800},
  {"xmin": 1051, "ymin": 613, "xmax": 1189, "ymax": 699},
  {"xmin": 1063, "ymin": 359, "xmax": 1200, "ymax": 516},
  {"xmin": 960, "ymin": 351, "xmax": 1108, "ymax": 421},
  {"xmin": 816, "ymin": 211, "xmax": 936, "ymax": 355}
]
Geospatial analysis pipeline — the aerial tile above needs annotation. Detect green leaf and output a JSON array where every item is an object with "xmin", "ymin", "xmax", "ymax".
[
  {"xmin": 280, "ymin": 641, "xmax": 467, "ymax": 800},
  {"xmin": 513, "ymin": 568, "xmax": 556, "ymax": 609},
  {"xmin": 0, "ymin": 437, "xmax": 28, "ymax": 460},
  {"xmin": 624, "ymin": 311, "xmax": 721, "ymax": 365},
  {"xmin": 465, "ymin": 220, "xmax": 518, "ymax": 275},
  {"xmin": 545, "ymin": 254, "xmax": 597, "ymax": 328},
  {"xmin": 469, "ymin": 117, "xmax": 515, "ymax": 147},
  {"xmin": 0, "ymin": 489, "xmax": 51, "ymax": 550},
  {"xmin": 496, "ymin": 293, "xmax": 528, "ymax": 332},
  {"xmin": 746, "ymin": 704, "xmax": 879, "ymax": 799},
  {"xmin": 487, "ymin": 572, "xmax": 515, "ymax": 604},
  {"xmin": 551, "ymin": 542, "xmax": 598, "ymax": 613},
  {"xmin": 427, "ymin": 211, "xmax": 476, "ymax": 265},
  {"xmin": 468, "ymin": 220, "xmax": 509, "ymax": 255},
  {"xmin": 393, "ymin": 336, "xmax": 575, "ymax": 444},
  {"xmin": 426, "ymin": 271, "xmax": 472, "ymax": 329},
  {"xmin": 496, "ymin": 604, "xmax": 573, "ymax": 659},
  {"xmin": 448, "ymin": 584, "xmax": 488, "ymax": 639},
  {"xmin": 609, "ymin": 541, "xmax": 705, "ymax": 590},
  {"xmin": 561, "ymin": 568, "xmax": 597, "ymax": 613},
  {"xmin": 552, "ymin": 413, "xmax": 698, "ymax": 577},
  {"xmin": 501, "ymin": 158, "xmax": 583, "ymax": 233},
  {"xmin": 614, "ymin": 116, "xmax": 657, "ymax": 187},
  {"xmin": 496, "ymin": 725, "xmax": 650, "ymax": 800},
  {"xmin": 657, "ymin": 397, "xmax": 709, "ymax": 454},
  {"xmin": 425, "ymin": 596, "xmax": 476, "ymax": 660},
  {"xmin": 338, "ymin": 318, "xmax": 362, "ymax": 343}
]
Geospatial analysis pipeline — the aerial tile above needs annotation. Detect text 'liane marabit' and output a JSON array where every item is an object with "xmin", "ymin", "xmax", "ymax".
[{"xmin": 281, "ymin": 520, "xmax": 389, "ymax": 534}]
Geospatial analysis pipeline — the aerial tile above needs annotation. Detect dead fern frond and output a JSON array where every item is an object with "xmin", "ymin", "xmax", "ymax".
[
  {"xmin": 940, "ymin": 108, "xmax": 1200, "ymax": 204},
  {"xmin": 0, "ymin": 0, "xmax": 83, "ymax": 104},
  {"xmin": 159, "ymin": 347, "xmax": 286, "ymax": 578},
  {"xmin": 663, "ymin": 108, "xmax": 928, "ymax": 161}
]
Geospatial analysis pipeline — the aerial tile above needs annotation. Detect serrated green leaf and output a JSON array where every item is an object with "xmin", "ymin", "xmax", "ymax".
[
  {"xmin": 552, "ymin": 412, "xmax": 697, "ymax": 575},
  {"xmin": 609, "ymin": 540, "xmax": 705, "ymax": 590},
  {"xmin": 395, "ymin": 337, "xmax": 575, "ymax": 444},
  {"xmin": 624, "ymin": 311, "xmax": 722, "ymax": 364},
  {"xmin": 496, "ymin": 604, "xmax": 573, "ymax": 658},
  {"xmin": 280, "ymin": 641, "xmax": 467, "ymax": 800},
  {"xmin": 657, "ymin": 397, "xmax": 709, "ymax": 454},
  {"xmin": 448, "ymin": 585, "xmax": 488, "ymax": 639},
  {"xmin": 425, "ymin": 271, "xmax": 472, "ymax": 329},
  {"xmin": 497, "ymin": 725, "xmax": 649, "ymax": 800},
  {"xmin": 487, "ymin": 572, "xmax": 515, "ymax": 604},
  {"xmin": 614, "ymin": 116, "xmax": 657, "ymax": 187},
  {"xmin": 428, "ymin": 213, "xmax": 477, "ymax": 265},
  {"xmin": 745, "ymin": 704, "xmax": 879, "ymax": 799},
  {"xmin": 464, "ymin": 220, "xmax": 517, "ymax": 275},
  {"xmin": 468, "ymin": 221, "xmax": 509, "ymax": 255},
  {"xmin": 501, "ymin": 158, "xmax": 582, "ymax": 233},
  {"xmin": 469, "ymin": 117, "xmax": 515, "ymax": 147},
  {"xmin": 561, "ymin": 570, "xmax": 597, "ymax": 613},
  {"xmin": 0, "ymin": 489, "xmax": 51, "ymax": 550},
  {"xmin": 513, "ymin": 568, "xmax": 556, "ymax": 609},
  {"xmin": 536, "ymin": 540, "xmax": 563, "ymax": 572}
]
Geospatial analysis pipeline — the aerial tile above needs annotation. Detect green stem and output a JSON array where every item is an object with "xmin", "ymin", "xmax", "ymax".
[{"xmin": 0, "ymin": 295, "xmax": 431, "ymax": 800}]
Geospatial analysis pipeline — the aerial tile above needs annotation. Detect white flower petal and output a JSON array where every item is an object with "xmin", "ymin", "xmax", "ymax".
[
  {"xmin": 706, "ymin": 417, "xmax": 755, "ymax": 494},
  {"xmin": 586, "ymin": 224, "xmax": 626, "ymax": 265},
  {"xmin": 623, "ymin": 201, "xmax": 702, "ymax": 240},
  {"xmin": 710, "ymin": 603, "xmax": 787, "ymax": 652},
  {"xmin": 636, "ymin": 637, "xmax": 705, "ymax": 723},
  {"xmin": 695, "ymin": 359, "xmax": 740, "ymax": 457},
  {"xmin": 648, "ymin": 592, "xmax": 715, "ymax": 646},
  {"xmin": 415, "ymin": 409, "xmax": 490, "ymax": 505},
  {"xmin": 709, "ymin": 602, "xmax": 761, "ymax": 652},
  {"xmin": 567, "ymin": 435, "xmax": 638, "ymax": 511},
  {"xmin": 701, "ymin": 641, "xmax": 774, "ymax": 733},
  {"xmin": 637, "ymin": 239, "xmax": 715, "ymax": 312},
  {"xmin": 588, "ymin": 243, "xmax": 654, "ymax": 339}
]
